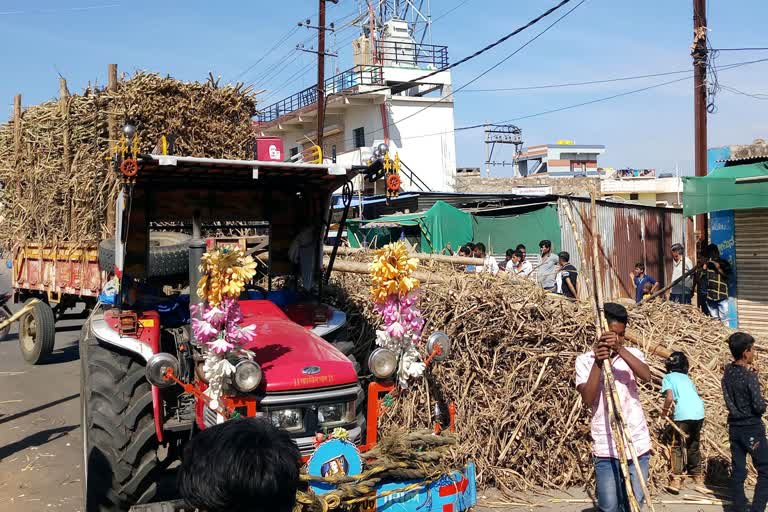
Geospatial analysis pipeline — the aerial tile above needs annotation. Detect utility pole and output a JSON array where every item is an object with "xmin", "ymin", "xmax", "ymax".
[
  {"xmin": 316, "ymin": 0, "xmax": 328, "ymax": 152},
  {"xmin": 692, "ymin": 0, "xmax": 708, "ymax": 245},
  {"xmin": 298, "ymin": 1, "xmax": 338, "ymax": 156}
]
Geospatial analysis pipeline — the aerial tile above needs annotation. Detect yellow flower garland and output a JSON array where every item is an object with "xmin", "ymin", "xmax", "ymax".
[
  {"xmin": 197, "ymin": 248, "xmax": 257, "ymax": 306},
  {"xmin": 369, "ymin": 241, "xmax": 420, "ymax": 303}
]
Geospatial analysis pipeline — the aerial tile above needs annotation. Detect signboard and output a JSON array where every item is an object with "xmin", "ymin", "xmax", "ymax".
[
  {"xmin": 709, "ymin": 210, "xmax": 739, "ymax": 328},
  {"xmin": 511, "ymin": 187, "xmax": 552, "ymax": 197}
]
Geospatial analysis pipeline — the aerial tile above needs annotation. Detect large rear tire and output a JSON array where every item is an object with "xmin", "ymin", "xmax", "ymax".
[
  {"xmin": 80, "ymin": 333, "xmax": 171, "ymax": 511},
  {"xmin": 19, "ymin": 299, "xmax": 56, "ymax": 364}
]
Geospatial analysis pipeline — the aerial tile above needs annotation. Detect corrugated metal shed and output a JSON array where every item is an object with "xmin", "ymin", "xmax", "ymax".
[
  {"xmin": 558, "ymin": 198, "xmax": 695, "ymax": 301},
  {"xmin": 735, "ymin": 209, "xmax": 768, "ymax": 338}
]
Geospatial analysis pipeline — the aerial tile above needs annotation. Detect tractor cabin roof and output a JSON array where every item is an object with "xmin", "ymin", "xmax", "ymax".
[{"xmin": 134, "ymin": 155, "xmax": 359, "ymax": 190}]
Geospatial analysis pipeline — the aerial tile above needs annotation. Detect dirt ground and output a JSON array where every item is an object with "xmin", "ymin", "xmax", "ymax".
[{"xmin": 0, "ymin": 265, "xmax": 740, "ymax": 512}]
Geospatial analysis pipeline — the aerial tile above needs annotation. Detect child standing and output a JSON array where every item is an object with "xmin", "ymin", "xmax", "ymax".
[
  {"xmin": 642, "ymin": 281, "xmax": 654, "ymax": 302},
  {"xmin": 722, "ymin": 332, "xmax": 768, "ymax": 512},
  {"xmin": 660, "ymin": 351, "xmax": 705, "ymax": 493}
]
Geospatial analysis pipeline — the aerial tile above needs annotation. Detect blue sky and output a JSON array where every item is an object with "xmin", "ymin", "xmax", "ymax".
[{"xmin": 1, "ymin": 0, "xmax": 766, "ymax": 176}]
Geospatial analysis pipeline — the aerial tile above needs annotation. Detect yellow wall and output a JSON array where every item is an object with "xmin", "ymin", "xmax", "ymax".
[{"xmin": 613, "ymin": 192, "xmax": 657, "ymax": 206}]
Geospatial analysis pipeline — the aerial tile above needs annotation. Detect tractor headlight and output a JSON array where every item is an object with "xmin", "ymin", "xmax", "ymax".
[
  {"xmin": 367, "ymin": 348, "xmax": 398, "ymax": 379},
  {"xmin": 270, "ymin": 408, "xmax": 304, "ymax": 432},
  {"xmin": 318, "ymin": 401, "xmax": 355, "ymax": 427},
  {"xmin": 233, "ymin": 360, "xmax": 263, "ymax": 392}
]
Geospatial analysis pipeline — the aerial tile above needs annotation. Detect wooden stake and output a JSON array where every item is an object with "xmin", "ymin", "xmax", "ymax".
[
  {"xmin": 13, "ymin": 94, "xmax": 22, "ymax": 162},
  {"xmin": 106, "ymin": 64, "xmax": 118, "ymax": 235},
  {"xmin": 59, "ymin": 78, "xmax": 71, "ymax": 174}
]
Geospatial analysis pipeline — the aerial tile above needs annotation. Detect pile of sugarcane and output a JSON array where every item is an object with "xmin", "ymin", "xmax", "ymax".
[
  {"xmin": 0, "ymin": 71, "xmax": 257, "ymax": 250},
  {"xmin": 327, "ymin": 255, "xmax": 763, "ymax": 495}
]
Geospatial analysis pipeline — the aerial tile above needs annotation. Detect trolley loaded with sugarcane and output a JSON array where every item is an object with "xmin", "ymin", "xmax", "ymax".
[{"xmin": 78, "ymin": 124, "xmax": 475, "ymax": 511}]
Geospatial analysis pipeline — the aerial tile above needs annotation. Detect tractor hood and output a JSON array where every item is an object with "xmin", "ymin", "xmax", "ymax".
[{"xmin": 237, "ymin": 300, "xmax": 357, "ymax": 393}]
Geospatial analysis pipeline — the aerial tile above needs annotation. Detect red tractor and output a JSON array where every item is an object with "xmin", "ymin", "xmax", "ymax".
[{"xmin": 79, "ymin": 129, "xmax": 450, "ymax": 511}]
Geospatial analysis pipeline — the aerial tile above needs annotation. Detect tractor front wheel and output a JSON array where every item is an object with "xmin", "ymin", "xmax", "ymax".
[{"xmin": 80, "ymin": 332, "xmax": 175, "ymax": 511}]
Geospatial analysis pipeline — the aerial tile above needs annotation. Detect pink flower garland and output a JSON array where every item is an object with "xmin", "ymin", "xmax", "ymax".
[
  {"xmin": 373, "ymin": 291, "xmax": 424, "ymax": 343},
  {"xmin": 192, "ymin": 298, "xmax": 256, "ymax": 354}
]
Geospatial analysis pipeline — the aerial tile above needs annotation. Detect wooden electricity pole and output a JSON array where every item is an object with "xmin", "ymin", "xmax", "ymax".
[{"xmin": 692, "ymin": 0, "xmax": 708, "ymax": 245}]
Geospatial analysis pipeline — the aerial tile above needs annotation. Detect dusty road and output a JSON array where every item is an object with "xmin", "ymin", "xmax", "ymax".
[
  {"xmin": 0, "ymin": 305, "xmax": 84, "ymax": 511},
  {"xmin": 0, "ymin": 269, "xmax": 730, "ymax": 512}
]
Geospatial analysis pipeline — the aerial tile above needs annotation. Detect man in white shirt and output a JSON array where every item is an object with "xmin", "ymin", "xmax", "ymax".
[
  {"xmin": 669, "ymin": 243, "xmax": 693, "ymax": 304},
  {"xmin": 575, "ymin": 303, "xmax": 652, "ymax": 512},
  {"xmin": 508, "ymin": 249, "xmax": 533, "ymax": 278},
  {"xmin": 473, "ymin": 243, "xmax": 499, "ymax": 276},
  {"xmin": 536, "ymin": 239, "xmax": 560, "ymax": 291}
]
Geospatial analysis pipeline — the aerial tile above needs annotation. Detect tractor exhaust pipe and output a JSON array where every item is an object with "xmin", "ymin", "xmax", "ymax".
[{"xmin": 189, "ymin": 211, "xmax": 205, "ymax": 341}]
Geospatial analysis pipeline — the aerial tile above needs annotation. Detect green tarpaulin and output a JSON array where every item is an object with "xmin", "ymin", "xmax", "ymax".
[
  {"xmin": 472, "ymin": 204, "xmax": 561, "ymax": 255},
  {"xmin": 346, "ymin": 201, "xmax": 474, "ymax": 253},
  {"xmin": 683, "ymin": 162, "xmax": 768, "ymax": 216}
]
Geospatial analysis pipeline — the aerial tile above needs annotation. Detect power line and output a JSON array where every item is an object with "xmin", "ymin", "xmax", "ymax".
[
  {"xmin": 343, "ymin": 0, "xmax": 577, "ymax": 97},
  {"xmin": 233, "ymin": 26, "xmax": 300, "ymax": 82},
  {"xmin": 0, "ymin": 4, "xmax": 118, "ymax": 15},
  {"xmin": 254, "ymin": 12, "xmax": 360, "ymax": 90},
  {"xmin": 386, "ymin": 57, "xmax": 768, "ymax": 142},
  {"xmin": 461, "ymin": 68, "xmax": 694, "ymax": 92},
  {"xmin": 711, "ymin": 47, "xmax": 768, "ymax": 52},
  {"xmin": 432, "ymin": 0, "xmax": 473, "ymax": 23},
  {"xmin": 336, "ymin": 0, "xmax": 587, "ymax": 146},
  {"xmin": 719, "ymin": 84, "xmax": 768, "ymax": 100}
]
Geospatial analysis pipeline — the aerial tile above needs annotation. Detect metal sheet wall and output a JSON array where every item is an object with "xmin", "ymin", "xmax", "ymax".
[
  {"xmin": 735, "ymin": 209, "xmax": 768, "ymax": 338},
  {"xmin": 558, "ymin": 198, "xmax": 695, "ymax": 301}
]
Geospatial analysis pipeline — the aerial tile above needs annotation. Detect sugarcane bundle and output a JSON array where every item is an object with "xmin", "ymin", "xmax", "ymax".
[
  {"xmin": 0, "ymin": 71, "xmax": 258, "ymax": 250},
  {"xmin": 326, "ymin": 256, "xmax": 763, "ymax": 494}
]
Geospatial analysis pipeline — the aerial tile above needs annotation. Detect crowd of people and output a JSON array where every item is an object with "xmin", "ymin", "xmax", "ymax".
[
  {"xmin": 577, "ymin": 303, "xmax": 766, "ymax": 511},
  {"xmin": 455, "ymin": 239, "xmax": 579, "ymax": 300},
  {"xmin": 453, "ymin": 238, "xmax": 733, "ymax": 321}
]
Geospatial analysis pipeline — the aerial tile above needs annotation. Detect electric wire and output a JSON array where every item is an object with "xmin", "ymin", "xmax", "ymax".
[
  {"xmin": 432, "ymin": 0, "xmax": 473, "ymax": 23},
  {"xmin": 379, "ymin": 56, "xmax": 768, "ymax": 143},
  {"xmin": 343, "ymin": 0, "xmax": 577, "ymax": 97},
  {"xmin": 461, "ymin": 68, "xmax": 695, "ymax": 92},
  {"xmin": 233, "ymin": 26, "xmax": 300, "ymax": 82},
  {"xmin": 334, "ymin": 0, "xmax": 586, "ymax": 147}
]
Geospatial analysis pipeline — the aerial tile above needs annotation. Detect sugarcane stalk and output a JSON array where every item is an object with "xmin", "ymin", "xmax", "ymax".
[{"xmin": 590, "ymin": 191, "xmax": 654, "ymax": 512}]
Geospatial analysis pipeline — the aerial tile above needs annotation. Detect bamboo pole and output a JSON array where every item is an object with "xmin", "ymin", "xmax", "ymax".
[
  {"xmin": 561, "ymin": 199, "xmax": 593, "ymax": 299},
  {"xmin": 640, "ymin": 267, "xmax": 697, "ymax": 304},
  {"xmin": 323, "ymin": 257, "xmax": 450, "ymax": 284},
  {"xmin": 590, "ymin": 191, "xmax": 654, "ymax": 512},
  {"xmin": 0, "ymin": 299, "xmax": 40, "ymax": 331},
  {"xmin": 322, "ymin": 246, "xmax": 485, "ymax": 267},
  {"xmin": 586, "ymin": 198, "xmax": 640, "ymax": 512}
]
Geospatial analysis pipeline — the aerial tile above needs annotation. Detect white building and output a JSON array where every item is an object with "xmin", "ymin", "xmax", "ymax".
[{"xmin": 255, "ymin": 19, "xmax": 457, "ymax": 193}]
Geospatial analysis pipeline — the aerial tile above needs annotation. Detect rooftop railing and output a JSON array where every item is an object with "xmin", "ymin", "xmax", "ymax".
[
  {"xmin": 376, "ymin": 41, "xmax": 448, "ymax": 69},
  {"xmin": 256, "ymin": 66, "xmax": 383, "ymax": 123},
  {"xmin": 255, "ymin": 42, "xmax": 449, "ymax": 124}
]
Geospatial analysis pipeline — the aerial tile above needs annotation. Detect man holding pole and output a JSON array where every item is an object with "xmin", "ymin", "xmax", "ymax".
[{"xmin": 576, "ymin": 303, "xmax": 653, "ymax": 512}]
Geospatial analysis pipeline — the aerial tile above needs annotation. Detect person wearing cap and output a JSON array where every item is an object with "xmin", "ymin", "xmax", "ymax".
[
  {"xmin": 659, "ymin": 351, "xmax": 705, "ymax": 493},
  {"xmin": 575, "ymin": 303, "xmax": 652, "ymax": 512}
]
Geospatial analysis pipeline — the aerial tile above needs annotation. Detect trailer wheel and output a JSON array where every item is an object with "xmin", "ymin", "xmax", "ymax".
[
  {"xmin": 81, "ymin": 334, "xmax": 172, "ymax": 511},
  {"xmin": 0, "ymin": 307, "xmax": 11, "ymax": 341},
  {"xmin": 19, "ymin": 299, "xmax": 56, "ymax": 364},
  {"xmin": 98, "ymin": 231, "xmax": 191, "ymax": 278}
]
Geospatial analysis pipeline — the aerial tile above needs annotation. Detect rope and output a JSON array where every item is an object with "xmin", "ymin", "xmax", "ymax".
[{"xmin": 295, "ymin": 429, "xmax": 459, "ymax": 511}]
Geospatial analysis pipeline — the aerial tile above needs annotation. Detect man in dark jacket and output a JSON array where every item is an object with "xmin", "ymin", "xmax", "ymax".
[{"xmin": 723, "ymin": 332, "xmax": 768, "ymax": 511}]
